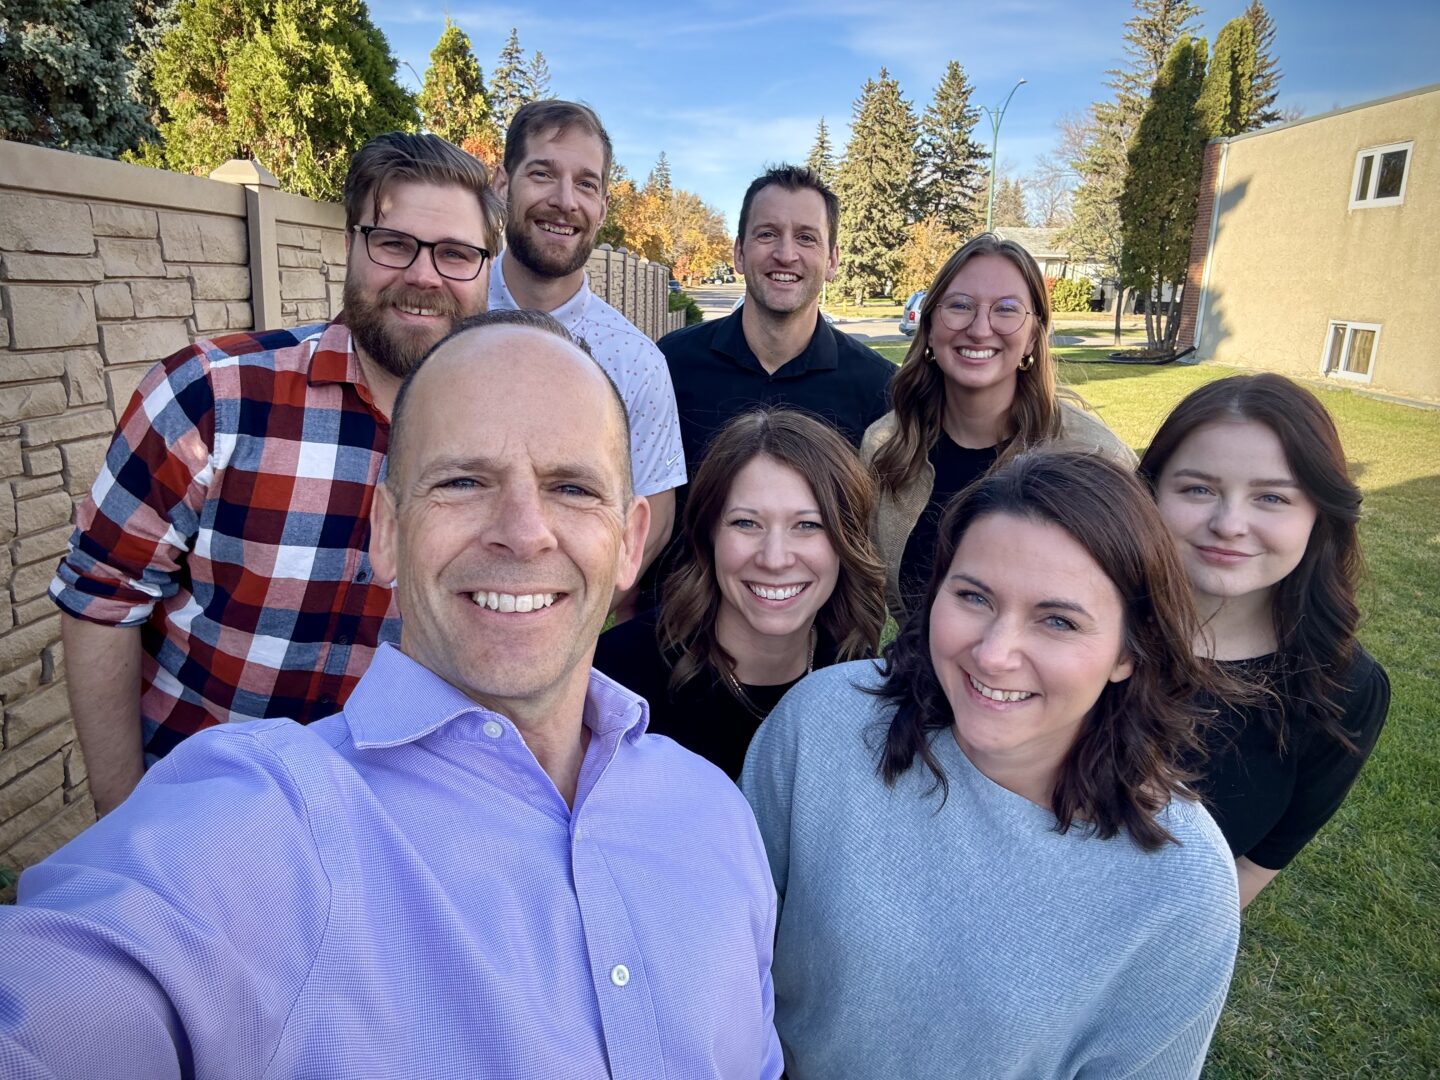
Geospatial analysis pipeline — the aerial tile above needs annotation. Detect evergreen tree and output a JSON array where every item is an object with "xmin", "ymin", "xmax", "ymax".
[
  {"xmin": 1112, "ymin": 0, "xmax": 1204, "ymax": 104},
  {"xmin": 1198, "ymin": 17, "xmax": 1256, "ymax": 138},
  {"xmin": 1119, "ymin": 36, "xmax": 1209, "ymax": 351},
  {"xmin": 915, "ymin": 60, "xmax": 986, "ymax": 238},
  {"xmin": 1063, "ymin": 0, "xmax": 1204, "ymax": 341},
  {"xmin": 805, "ymin": 117, "xmax": 837, "ymax": 189},
  {"xmin": 419, "ymin": 18, "xmax": 496, "ymax": 150},
  {"xmin": 646, "ymin": 152, "xmax": 673, "ymax": 197},
  {"xmin": 990, "ymin": 176, "xmax": 1029, "ymax": 228},
  {"xmin": 128, "ymin": 0, "xmax": 182, "ymax": 124},
  {"xmin": 833, "ymin": 68, "xmax": 918, "ymax": 303},
  {"xmin": 488, "ymin": 27, "xmax": 530, "ymax": 133},
  {"xmin": 0, "ymin": 0, "xmax": 152, "ymax": 157},
  {"xmin": 145, "ymin": 0, "xmax": 416, "ymax": 200},
  {"xmin": 526, "ymin": 50, "xmax": 552, "ymax": 101},
  {"xmin": 1243, "ymin": 0, "xmax": 1283, "ymax": 129}
]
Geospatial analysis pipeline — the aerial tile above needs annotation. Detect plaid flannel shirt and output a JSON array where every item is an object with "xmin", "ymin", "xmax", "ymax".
[{"xmin": 50, "ymin": 320, "xmax": 400, "ymax": 761}]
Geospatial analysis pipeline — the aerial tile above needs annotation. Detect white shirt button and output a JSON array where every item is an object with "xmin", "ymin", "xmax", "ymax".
[
  {"xmin": 483, "ymin": 720, "xmax": 503, "ymax": 739},
  {"xmin": 610, "ymin": 964, "xmax": 630, "ymax": 988}
]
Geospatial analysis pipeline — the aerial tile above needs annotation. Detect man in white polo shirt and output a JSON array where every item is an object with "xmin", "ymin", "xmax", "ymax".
[{"xmin": 489, "ymin": 100, "xmax": 685, "ymax": 618}]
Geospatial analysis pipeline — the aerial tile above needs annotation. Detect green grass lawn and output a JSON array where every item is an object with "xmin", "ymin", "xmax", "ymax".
[{"xmin": 869, "ymin": 345, "xmax": 1439, "ymax": 1073}]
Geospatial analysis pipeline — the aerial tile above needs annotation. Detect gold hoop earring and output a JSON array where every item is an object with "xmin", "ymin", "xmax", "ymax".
[
  {"xmin": 924, "ymin": 346, "xmax": 935, "ymax": 363},
  {"xmin": 1018, "ymin": 354, "xmax": 1035, "ymax": 372}
]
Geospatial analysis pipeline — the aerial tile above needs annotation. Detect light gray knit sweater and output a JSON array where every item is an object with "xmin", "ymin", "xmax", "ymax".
[{"xmin": 740, "ymin": 660, "xmax": 1240, "ymax": 1080}]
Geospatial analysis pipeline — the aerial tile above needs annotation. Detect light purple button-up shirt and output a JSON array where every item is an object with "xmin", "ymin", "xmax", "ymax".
[{"xmin": 0, "ymin": 644, "xmax": 782, "ymax": 1079}]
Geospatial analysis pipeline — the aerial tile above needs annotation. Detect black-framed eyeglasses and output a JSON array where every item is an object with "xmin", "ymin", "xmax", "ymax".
[
  {"xmin": 934, "ymin": 294, "xmax": 1034, "ymax": 336},
  {"xmin": 353, "ymin": 225, "xmax": 490, "ymax": 281}
]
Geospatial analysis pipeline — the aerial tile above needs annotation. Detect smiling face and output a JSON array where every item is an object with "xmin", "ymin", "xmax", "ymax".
[
  {"xmin": 343, "ymin": 181, "xmax": 492, "ymax": 379},
  {"xmin": 929, "ymin": 513, "xmax": 1133, "ymax": 792},
  {"xmin": 712, "ymin": 455, "xmax": 841, "ymax": 656},
  {"xmin": 734, "ymin": 185, "xmax": 838, "ymax": 319},
  {"xmin": 1154, "ymin": 419, "xmax": 1319, "ymax": 612},
  {"xmin": 370, "ymin": 325, "xmax": 647, "ymax": 724},
  {"xmin": 930, "ymin": 253, "xmax": 1038, "ymax": 412},
  {"xmin": 500, "ymin": 125, "xmax": 608, "ymax": 281}
]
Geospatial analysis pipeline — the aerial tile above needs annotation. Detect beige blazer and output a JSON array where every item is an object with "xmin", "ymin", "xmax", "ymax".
[{"xmin": 860, "ymin": 402, "xmax": 1138, "ymax": 620}]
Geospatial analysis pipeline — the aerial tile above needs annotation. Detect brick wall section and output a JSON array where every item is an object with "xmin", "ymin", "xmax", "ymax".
[
  {"xmin": 1176, "ymin": 141, "xmax": 1224, "ymax": 351},
  {"xmin": 0, "ymin": 140, "xmax": 676, "ymax": 894}
]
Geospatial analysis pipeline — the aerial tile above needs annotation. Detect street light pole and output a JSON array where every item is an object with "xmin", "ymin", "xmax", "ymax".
[{"xmin": 983, "ymin": 78, "xmax": 1027, "ymax": 232}]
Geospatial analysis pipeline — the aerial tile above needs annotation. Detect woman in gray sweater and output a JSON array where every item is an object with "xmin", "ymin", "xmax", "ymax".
[{"xmin": 742, "ymin": 451, "xmax": 1242, "ymax": 1080}]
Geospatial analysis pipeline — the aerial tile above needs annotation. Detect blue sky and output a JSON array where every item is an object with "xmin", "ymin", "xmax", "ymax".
[{"xmin": 370, "ymin": 0, "xmax": 1440, "ymax": 231}]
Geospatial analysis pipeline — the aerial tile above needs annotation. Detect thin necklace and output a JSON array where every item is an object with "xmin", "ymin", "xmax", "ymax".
[{"xmin": 720, "ymin": 626, "xmax": 816, "ymax": 720}]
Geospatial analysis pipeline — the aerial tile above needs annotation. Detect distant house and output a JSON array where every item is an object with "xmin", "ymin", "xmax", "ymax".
[
  {"xmin": 993, "ymin": 226, "xmax": 1123, "ymax": 311},
  {"xmin": 1180, "ymin": 82, "xmax": 1438, "ymax": 401}
]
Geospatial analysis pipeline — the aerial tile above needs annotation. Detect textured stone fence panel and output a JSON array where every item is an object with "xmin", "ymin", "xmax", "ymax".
[{"xmin": 0, "ymin": 140, "xmax": 676, "ymax": 892}]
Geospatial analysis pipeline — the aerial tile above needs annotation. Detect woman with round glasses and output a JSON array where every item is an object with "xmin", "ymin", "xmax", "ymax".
[
  {"xmin": 1139, "ymin": 374, "xmax": 1390, "ymax": 908},
  {"xmin": 863, "ymin": 233, "xmax": 1134, "ymax": 618},
  {"xmin": 594, "ymin": 409, "xmax": 886, "ymax": 780}
]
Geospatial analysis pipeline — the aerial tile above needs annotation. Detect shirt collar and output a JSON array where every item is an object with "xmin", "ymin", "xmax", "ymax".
[
  {"xmin": 343, "ymin": 643, "xmax": 650, "ymax": 749},
  {"xmin": 712, "ymin": 307, "xmax": 838, "ymax": 376},
  {"xmin": 307, "ymin": 320, "xmax": 367, "ymax": 388},
  {"xmin": 493, "ymin": 250, "xmax": 592, "ymax": 329}
]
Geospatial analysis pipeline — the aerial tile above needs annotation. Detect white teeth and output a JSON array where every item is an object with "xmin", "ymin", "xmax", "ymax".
[
  {"xmin": 537, "ymin": 221, "xmax": 577, "ymax": 235},
  {"xmin": 473, "ymin": 591, "xmax": 557, "ymax": 611},
  {"xmin": 398, "ymin": 304, "xmax": 439, "ymax": 316},
  {"xmin": 769, "ymin": 273, "xmax": 799, "ymax": 282},
  {"xmin": 968, "ymin": 674, "xmax": 1034, "ymax": 703},
  {"xmin": 959, "ymin": 348, "xmax": 997, "ymax": 359},
  {"xmin": 748, "ymin": 583, "xmax": 806, "ymax": 601}
]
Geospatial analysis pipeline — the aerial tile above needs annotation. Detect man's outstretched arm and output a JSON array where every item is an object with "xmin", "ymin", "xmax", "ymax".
[{"xmin": 61, "ymin": 614, "xmax": 144, "ymax": 817}]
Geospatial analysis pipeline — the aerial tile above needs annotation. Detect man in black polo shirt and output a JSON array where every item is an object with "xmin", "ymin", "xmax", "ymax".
[{"xmin": 659, "ymin": 164, "xmax": 893, "ymax": 472}]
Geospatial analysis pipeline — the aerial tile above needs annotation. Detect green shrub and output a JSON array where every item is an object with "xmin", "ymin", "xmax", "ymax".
[
  {"xmin": 669, "ymin": 290, "xmax": 703, "ymax": 325},
  {"xmin": 1050, "ymin": 276, "xmax": 1095, "ymax": 313}
]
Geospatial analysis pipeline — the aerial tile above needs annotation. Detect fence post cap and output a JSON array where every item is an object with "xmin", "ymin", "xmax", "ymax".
[{"xmin": 209, "ymin": 159, "xmax": 280, "ymax": 189}]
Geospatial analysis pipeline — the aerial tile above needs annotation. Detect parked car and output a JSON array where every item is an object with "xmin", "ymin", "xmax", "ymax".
[
  {"xmin": 899, "ymin": 290, "xmax": 926, "ymax": 336},
  {"xmin": 668, "ymin": 279, "xmax": 682, "ymax": 293}
]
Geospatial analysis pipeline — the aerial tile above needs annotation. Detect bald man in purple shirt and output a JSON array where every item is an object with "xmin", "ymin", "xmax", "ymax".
[{"xmin": 0, "ymin": 309, "xmax": 781, "ymax": 1080}]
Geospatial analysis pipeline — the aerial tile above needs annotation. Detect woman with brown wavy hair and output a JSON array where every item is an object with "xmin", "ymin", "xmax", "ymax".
[
  {"xmin": 1139, "ymin": 374, "xmax": 1389, "ymax": 908},
  {"xmin": 741, "ymin": 451, "xmax": 1240, "ymax": 1078},
  {"xmin": 595, "ymin": 408, "xmax": 886, "ymax": 780},
  {"xmin": 864, "ymin": 233, "xmax": 1134, "ymax": 618}
]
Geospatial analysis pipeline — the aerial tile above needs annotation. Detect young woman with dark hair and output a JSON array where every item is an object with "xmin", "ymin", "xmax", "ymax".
[
  {"xmin": 594, "ymin": 408, "xmax": 886, "ymax": 779},
  {"xmin": 1138, "ymin": 373, "xmax": 1390, "ymax": 908},
  {"xmin": 862, "ymin": 233, "xmax": 1134, "ymax": 618},
  {"xmin": 741, "ymin": 451, "xmax": 1241, "ymax": 1079}
]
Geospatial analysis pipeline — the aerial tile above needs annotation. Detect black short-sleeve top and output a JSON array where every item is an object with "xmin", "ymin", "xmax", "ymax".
[
  {"xmin": 1199, "ymin": 646, "xmax": 1390, "ymax": 870},
  {"xmin": 593, "ymin": 607, "xmax": 838, "ymax": 781},
  {"xmin": 898, "ymin": 432, "xmax": 999, "ymax": 606}
]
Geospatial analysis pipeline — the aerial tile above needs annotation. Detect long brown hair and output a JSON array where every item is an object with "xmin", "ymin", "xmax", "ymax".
[
  {"xmin": 662, "ymin": 409, "xmax": 887, "ymax": 693},
  {"xmin": 872, "ymin": 233, "xmax": 1062, "ymax": 495},
  {"xmin": 875, "ymin": 451, "xmax": 1229, "ymax": 852},
  {"xmin": 1137, "ymin": 373, "xmax": 1364, "ymax": 751}
]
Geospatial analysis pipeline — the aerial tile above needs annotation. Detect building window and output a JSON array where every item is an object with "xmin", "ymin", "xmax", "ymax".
[
  {"xmin": 1321, "ymin": 321, "xmax": 1380, "ymax": 383},
  {"xmin": 1350, "ymin": 142, "xmax": 1412, "ymax": 208}
]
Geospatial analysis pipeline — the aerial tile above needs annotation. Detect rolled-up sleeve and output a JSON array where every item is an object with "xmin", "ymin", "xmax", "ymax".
[{"xmin": 49, "ymin": 346, "xmax": 218, "ymax": 626}]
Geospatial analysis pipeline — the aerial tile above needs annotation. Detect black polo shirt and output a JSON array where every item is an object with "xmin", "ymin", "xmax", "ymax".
[{"xmin": 659, "ymin": 308, "xmax": 894, "ymax": 473}]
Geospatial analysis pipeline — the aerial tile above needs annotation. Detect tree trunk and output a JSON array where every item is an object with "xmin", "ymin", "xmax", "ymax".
[{"xmin": 1112, "ymin": 287, "xmax": 1125, "ymax": 347}]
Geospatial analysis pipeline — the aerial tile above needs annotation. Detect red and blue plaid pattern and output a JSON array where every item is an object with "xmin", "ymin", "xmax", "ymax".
[{"xmin": 50, "ymin": 320, "xmax": 400, "ymax": 760}]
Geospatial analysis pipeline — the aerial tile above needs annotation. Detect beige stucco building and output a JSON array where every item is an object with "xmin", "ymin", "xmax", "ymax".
[{"xmin": 1185, "ymin": 82, "xmax": 1438, "ymax": 401}]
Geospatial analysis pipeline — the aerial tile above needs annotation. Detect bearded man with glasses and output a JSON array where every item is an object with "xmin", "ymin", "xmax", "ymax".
[{"xmin": 50, "ymin": 132, "xmax": 502, "ymax": 815}]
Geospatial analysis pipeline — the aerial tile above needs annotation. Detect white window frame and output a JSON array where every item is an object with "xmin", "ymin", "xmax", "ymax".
[
  {"xmin": 1320, "ymin": 320, "xmax": 1381, "ymax": 384},
  {"xmin": 1349, "ymin": 141, "xmax": 1413, "ymax": 209}
]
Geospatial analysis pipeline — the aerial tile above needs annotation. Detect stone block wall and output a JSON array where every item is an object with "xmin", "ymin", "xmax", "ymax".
[{"xmin": 0, "ymin": 140, "xmax": 676, "ymax": 893}]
